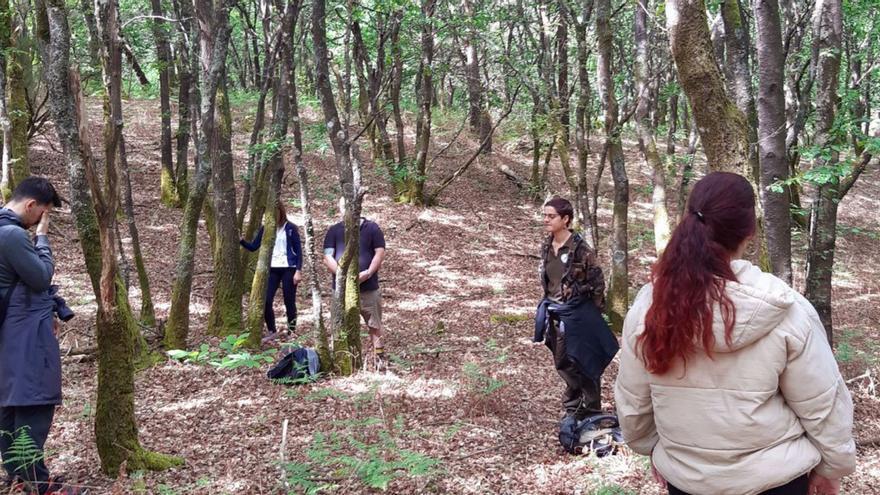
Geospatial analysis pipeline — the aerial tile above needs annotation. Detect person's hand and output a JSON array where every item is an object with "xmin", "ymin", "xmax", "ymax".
[
  {"xmin": 36, "ymin": 210, "xmax": 50, "ymax": 235},
  {"xmin": 808, "ymin": 472, "xmax": 840, "ymax": 495},
  {"xmin": 358, "ymin": 270, "xmax": 372, "ymax": 283},
  {"xmin": 293, "ymin": 270, "xmax": 302, "ymax": 284},
  {"xmin": 651, "ymin": 459, "xmax": 666, "ymax": 487}
]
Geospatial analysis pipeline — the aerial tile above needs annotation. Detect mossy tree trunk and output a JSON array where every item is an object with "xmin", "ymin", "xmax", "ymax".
[
  {"xmin": 39, "ymin": 0, "xmax": 101, "ymax": 294},
  {"xmin": 7, "ymin": 11, "xmax": 28, "ymax": 193},
  {"xmin": 243, "ymin": 0, "xmax": 300, "ymax": 348},
  {"xmin": 406, "ymin": 0, "xmax": 436, "ymax": 204},
  {"xmin": 150, "ymin": 0, "xmax": 177, "ymax": 207},
  {"xmin": 207, "ymin": 77, "xmax": 242, "ymax": 337},
  {"xmin": 597, "ymin": 0, "xmax": 628, "ymax": 334},
  {"xmin": 312, "ymin": 0, "xmax": 364, "ymax": 372},
  {"xmin": 42, "ymin": 0, "xmax": 180, "ymax": 475},
  {"xmin": 0, "ymin": 0, "xmax": 12, "ymax": 202},
  {"xmin": 172, "ymin": 0, "xmax": 198, "ymax": 205},
  {"xmin": 165, "ymin": 0, "xmax": 232, "ymax": 350},
  {"xmin": 667, "ymin": 0, "xmax": 750, "ymax": 175}
]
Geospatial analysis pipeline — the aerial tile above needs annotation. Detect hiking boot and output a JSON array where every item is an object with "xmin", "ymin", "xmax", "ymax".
[{"xmin": 287, "ymin": 319, "xmax": 297, "ymax": 334}]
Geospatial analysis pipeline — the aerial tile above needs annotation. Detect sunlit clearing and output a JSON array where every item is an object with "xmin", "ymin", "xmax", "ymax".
[{"xmin": 332, "ymin": 374, "xmax": 459, "ymax": 400}]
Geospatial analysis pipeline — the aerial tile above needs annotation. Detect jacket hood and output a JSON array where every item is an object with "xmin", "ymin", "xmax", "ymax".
[
  {"xmin": 0, "ymin": 208, "xmax": 22, "ymax": 227},
  {"xmin": 710, "ymin": 259, "xmax": 794, "ymax": 352}
]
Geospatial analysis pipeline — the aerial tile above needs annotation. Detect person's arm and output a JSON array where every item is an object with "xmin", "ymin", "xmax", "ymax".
[
  {"xmin": 8, "ymin": 220, "xmax": 54, "ymax": 291},
  {"xmin": 322, "ymin": 229, "xmax": 338, "ymax": 274},
  {"xmin": 614, "ymin": 287, "xmax": 657, "ymax": 456},
  {"xmin": 359, "ymin": 247, "xmax": 385, "ymax": 282},
  {"xmin": 614, "ymin": 334, "xmax": 658, "ymax": 456},
  {"xmin": 779, "ymin": 297, "xmax": 856, "ymax": 482},
  {"xmin": 239, "ymin": 226, "xmax": 264, "ymax": 252},
  {"xmin": 290, "ymin": 224, "xmax": 303, "ymax": 283},
  {"xmin": 580, "ymin": 244, "xmax": 606, "ymax": 311},
  {"xmin": 290, "ymin": 225, "xmax": 304, "ymax": 271}
]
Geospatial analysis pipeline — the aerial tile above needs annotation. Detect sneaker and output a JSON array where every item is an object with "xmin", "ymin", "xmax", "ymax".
[
  {"xmin": 374, "ymin": 348, "xmax": 387, "ymax": 372},
  {"xmin": 261, "ymin": 332, "xmax": 279, "ymax": 345}
]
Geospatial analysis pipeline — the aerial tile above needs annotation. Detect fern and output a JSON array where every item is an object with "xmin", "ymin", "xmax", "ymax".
[{"xmin": 3, "ymin": 426, "xmax": 44, "ymax": 473}]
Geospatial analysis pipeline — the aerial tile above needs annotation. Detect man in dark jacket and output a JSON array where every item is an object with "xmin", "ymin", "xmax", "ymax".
[
  {"xmin": 0, "ymin": 177, "xmax": 76, "ymax": 494},
  {"xmin": 537, "ymin": 197, "xmax": 616, "ymax": 421}
]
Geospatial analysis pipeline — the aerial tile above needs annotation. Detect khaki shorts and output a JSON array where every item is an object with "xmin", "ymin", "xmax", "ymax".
[{"xmin": 360, "ymin": 289, "xmax": 382, "ymax": 331}]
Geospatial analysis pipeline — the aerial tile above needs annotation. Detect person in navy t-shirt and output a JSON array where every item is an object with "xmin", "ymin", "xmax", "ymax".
[{"xmin": 322, "ymin": 198, "xmax": 387, "ymax": 368}]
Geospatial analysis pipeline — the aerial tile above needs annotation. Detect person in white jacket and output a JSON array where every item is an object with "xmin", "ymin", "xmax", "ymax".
[{"xmin": 614, "ymin": 172, "xmax": 855, "ymax": 495}]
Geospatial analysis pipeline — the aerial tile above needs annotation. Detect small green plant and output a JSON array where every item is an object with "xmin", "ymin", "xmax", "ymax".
[
  {"xmin": 2, "ymin": 427, "xmax": 44, "ymax": 475},
  {"xmin": 167, "ymin": 333, "xmax": 276, "ymax": 369},
  {"xmin": 593, "ymin": 485, "xmax": 637, "ymax": 495},
  {"xmin": 462, "ymin": 361, "xmax": 505, "ymax": 396},
  {"xmin": 284, "ymin": 425, "xmax": 441, "ymax": 493},
  {"xmin": 489, "ymin": 313, "xmax": 529, "ymax": 325}
]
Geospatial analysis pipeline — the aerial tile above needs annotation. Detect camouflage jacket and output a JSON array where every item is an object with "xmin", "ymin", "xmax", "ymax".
[{"xmin": 540, "ymin": 232, "xmax": 606, "ymax": 311}]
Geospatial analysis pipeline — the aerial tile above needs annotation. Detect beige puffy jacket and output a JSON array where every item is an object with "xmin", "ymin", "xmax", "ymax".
[{"xmin": 614, "ymin": 260, "xmax": 855, "ymax": 495}]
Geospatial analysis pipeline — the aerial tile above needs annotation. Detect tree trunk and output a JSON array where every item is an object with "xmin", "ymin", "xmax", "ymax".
[
  {"xmin": 573, "ymin": 1, "xmax": 594, "ymax": 245},
  {"xmin": 39, "ymin": 0, "xmax": 102, "ymax": 294},
  {"xmin": 667, "ymin": 0, "xmax": 750, "ymax": 174},
  {"xmin": 720, "ymin": 0, "xmax": 759, "ymax": 181},
  {"xmin": 462, "ymin": 0, "xmax": 491, "ymax": 153},
  {"xmin": 597, "ymin": 0, "xmax": 628, "ymax": 333},
  {"xmin": 407, "ymin": 0, "xmax": 436, "ymax": 204},
  {"xmin": 755, "ymin": 0, "xmax": 792, "ymax": 284},
  {"xmin": 75, "ymin": 0, "xmax": 180, "ymax": 475},
  {"xmin": 804, "ymin": 0, "xmax": 843, "ymax": 344},
  {"xmin": 312, "ymin": 0, "xmax": 364, "ymax": 373},
  {"xmin": 207, "ymin": 76, "xmax": 242, "ymax": 337},
  {"xmin": 172, "ymin": 0, "xmax": 199, "ymax": 205},
  {"xmin": 0, "ymin": 0, "xmax": 12, "ymax": 202},
  {"xmin": 165, "ymin": 0, "xmax": 232, "ymax": 350},
  {"xmin": 291, "ymin": 75, "xmax": 332, "ymax": 370},
  {"xmin": 150, "ymin": 0, "xmax": 176, "ymax": 207},
  {"xmin": 390, "ymin": 11, "xmax": 405, "ymax": 173},
  {"xmin": 635, "ymin": 0, "xmax": 670, "ymax": 255}
]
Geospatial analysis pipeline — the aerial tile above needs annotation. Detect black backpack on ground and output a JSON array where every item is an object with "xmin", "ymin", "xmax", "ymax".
[
  {"xmin": 267, "ymin": 347, "xmax": 320, "ymax": 384},
  {"xmin": 559, "ymin": 414, "xmax": 625, "ymax": 456}
]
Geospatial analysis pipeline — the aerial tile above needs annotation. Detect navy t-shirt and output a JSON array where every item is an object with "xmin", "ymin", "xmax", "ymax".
[{"xmin": 323, "ymin": 218, "xmax": 386, "ymax": 291}]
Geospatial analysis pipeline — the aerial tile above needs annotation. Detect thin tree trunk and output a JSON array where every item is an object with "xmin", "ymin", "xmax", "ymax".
[
  {"xmin": 597, "ymin": 0, "xmax": 628, "ymax": 333},
  {"xmin": 312, "ymin": 0, "xmax": 364, "ymax": 373},
  {"xmin": 291, "ymin": 72, "xmax": 332, "ymax": 369},
  {"xmin": 755, "ymin": 0, "xmax": 792, "ymax": 284},
  {"xmin": 804, "ymin": 0, "xmax": 843, "ymax": 344},
  {"xmin": 150, "ymin": 0, "xmax": 176, "ymax": 206},
  {"xmin": 573, "ymin": 1, "xmax": 594, "ymax": 245},
  {"xmin": 0, "ymin": 0, "xmax": 13, "ymax": 202},
  {"xmin": 635, "ymin": 0, "xmax": 670, "ymax": 255},
  {"xmin": 408, "ymin": 0, "xmax": 436, "ymax": 204}
]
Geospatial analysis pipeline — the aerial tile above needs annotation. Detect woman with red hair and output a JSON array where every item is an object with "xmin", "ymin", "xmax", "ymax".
[{"xmin": 615, "ymin": 173, "xmax": 854, "ymax": 495}]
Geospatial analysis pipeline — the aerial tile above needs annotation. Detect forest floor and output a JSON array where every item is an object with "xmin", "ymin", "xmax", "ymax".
[{"xmin": 23, "ymin": 95, "xmax": 880, "ymax": 494}]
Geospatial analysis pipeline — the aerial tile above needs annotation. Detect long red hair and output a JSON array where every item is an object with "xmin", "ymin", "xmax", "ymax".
[{"xmin": 638, "ymin": 172, "xmax": 756, "ymax": 374}]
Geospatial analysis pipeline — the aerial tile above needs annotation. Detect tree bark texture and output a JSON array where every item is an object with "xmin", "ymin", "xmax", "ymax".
[
  {"xmin": 312, "ymin": 0, "xmax": 364, "ymax": 373},
  {"xmin": 408, "ymin": 0, "xmax": 437, "ymax": 204},
  {"xmin": 804, "ymin": 0, "xmax": 843, "ymax": 344},
  {"xmin": 755, "ymin": 0, "xmax": 792, "ymax": 284},
  {"xmin": 597, "ymin": 0, "xmax": 628, "ymax": 333},
  {"xmin": 165, "ymin": 0, "xmax": 232, "ymax": 350},
  {"xmin": 634, "ymin": 0, "xmax": 670, "ymax": 255},
  {"xmin": 150, "ymin": 0, "xmax": 176, "ymax": 207},
  {"xmin": 207, "ymin": 77, "xmax": 242, "ymax": 337},
  {"xmin": 667, "ymin": 0, "xmax": 750, "ymax": 175}
]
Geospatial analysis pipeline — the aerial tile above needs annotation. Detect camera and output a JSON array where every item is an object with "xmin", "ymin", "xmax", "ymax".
[{"xmin": 49, "ymin": 285, "xmax": 75, "ymax": 322}]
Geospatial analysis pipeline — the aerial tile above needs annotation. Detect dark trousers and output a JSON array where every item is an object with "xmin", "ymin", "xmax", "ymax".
[
  {"xmin": 265, "ymin": 267, "xmax": 297, "ymax": 334},
  {"xmin": 546, "ymin": 321, "xmax": 602, "ymax": 418},
  {"xmin": 0, "ymin": 405, "xmax": 55, "ymax": 492},
  {"xmin": 668, "ymin": 474, "xmax": 809, "ymax": 495}
]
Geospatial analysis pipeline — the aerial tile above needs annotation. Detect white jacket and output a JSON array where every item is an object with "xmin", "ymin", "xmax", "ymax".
[{"xmin": 614, "ymin": 260, "xmax": 856, "ymax": 495}]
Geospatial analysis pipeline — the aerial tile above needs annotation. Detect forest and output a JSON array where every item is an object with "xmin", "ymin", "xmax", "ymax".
[{"xmin": 0, "ymin": 0, "xmax": 877, "ymax": 492}]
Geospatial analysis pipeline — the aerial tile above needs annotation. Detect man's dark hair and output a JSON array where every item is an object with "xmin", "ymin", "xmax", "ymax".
[
  {"xmin": 544, "ymin": 197, "xmax": 574, "ymax": 227},
  {"xmin": 11, "ymin": 177, "xmax": 61, "ymax": 207}
]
